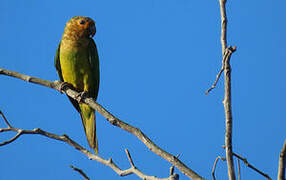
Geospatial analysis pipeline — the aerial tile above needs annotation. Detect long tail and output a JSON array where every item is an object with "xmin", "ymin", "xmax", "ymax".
[{"xmin": 79, "ymin": 103, "xmax": 98, "ymax": 154}]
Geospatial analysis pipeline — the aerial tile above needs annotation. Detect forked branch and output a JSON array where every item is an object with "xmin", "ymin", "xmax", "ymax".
[{"xmin": 0, "ymin": 112, "xmax": 178, "ymax": 180}]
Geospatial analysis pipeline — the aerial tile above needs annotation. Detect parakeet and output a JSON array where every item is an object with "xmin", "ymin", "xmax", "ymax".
[{"xmin": 54, "ymin": 16, "xmax": 100, "ymax": 154}]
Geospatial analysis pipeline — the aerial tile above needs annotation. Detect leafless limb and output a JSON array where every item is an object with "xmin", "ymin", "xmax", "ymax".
[
  {"xmin": 0, "ymin": 110, "xmax": 12, "ymax": 128},
  {"xmin": 218, "ymin": 0, "xmax": 236, "ymax": 179},
  {"xmin": 0, "ymin": 69, "xmax": 200, "ymax": 179},
  {"xmin": 0, "ymin": 112, "xmax": 178, "ymax": 180},
  {"xmin": 207, "ymin": 1, "xmax": 237, "ymax": 178},
  {"xmin": 205, "ymin": 46, "xmax": 236, "ymax": 95},
  {"xmin": 207, "ymin": 47, "xmax": 236, "ymax": 180},
  {"xmin": 70, "ymin": 165, "xmax": 90, "ymax": 180},
  {"xmin": 237, "ymin": 158, "xmax": 241, "ymax": 180},
  {"xmin": 211, "ymin": 156, "xmax": 226, "ymax": 180},
  {"xmin": 205, "ymin": 66, "xmax": 224, "ymax": 95},
  {"xmin": 205, "ymin": 0, "xmax": 229, "ymax": 95},
  {"xmin": 125, "ymin": 149, "xmax": 135, "ymax": 168},
  {"xmin": 206, "ymin": 2, "xmax": 237, "ymax": 179},
  {"xmin": 223, "ymin": 46, "xmax": 236, "ymax": 180},
  {"xmin": 219, "ymin": 0, "xmax": 227, "ymax": 54},
  {"xmin": 278, "ymin": 140, "xmax": 286, "ymax": 180},
  {"xmin": 233, "ymin": 152, "xmax": 271, "ymax": 180},
  {"xmin": 123, "ymin": 149, "xmax": 179, "ymax": 180}
]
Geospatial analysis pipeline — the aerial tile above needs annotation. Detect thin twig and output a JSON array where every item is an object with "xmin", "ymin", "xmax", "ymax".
[
  {"xmin": 70, "ymin": 165, "xmax": 90, "ymax": 180},
  {"xmin": 0, "ymin": 130, "xmax": 23, "ymax": 146},
  {"xmin": 278, "ymin": 140, "xmax": 286, "ymax": 180},
  {"xmin": 237, "ymin": 158, "xmax": 241, "ymax": 180},
  {"xmin": 0, "ymin": 110, "xmax": 13, "ymax": 128},
  {"xmin": 125, "ymin": 149, "xmax": 135, "ymax": 168},
  {"xmin": 122, "ymin": 149, "xmax": 180, "ymax": 180},
  {"xmin": 0, "ymin": 68, "xmax": 203, "ymax": 180},
  {"xmin": 233, "ymin": 152, "xmax": 271, "ymax": 180},
  {"xmin": 205, "ymin": 66, "xmax": 224, "ymax": 95},
  {"xmin": 212, "ymin": 156, "xmax": 226, "ymax": 180},
  {"xmin": 0, "ymin": 114, "xmax": 178, "ymax": 180}
]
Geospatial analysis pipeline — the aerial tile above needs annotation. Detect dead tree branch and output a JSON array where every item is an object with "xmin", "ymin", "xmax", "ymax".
[
  {"xmin": 125, "ymin": 149, "xmax": 135, "ymax": 168},
  {"xmin": 218, "ymin": 0, "xmax": 236, "ymax": 179},
  {"xmin": 223, "ymin": 46, "xmax": 236, "ymax": 180},
  {"xmin": 219, "ymin": 0, "xmax": 227, "ymax": 54},
  {"xmin": 277, "ymin": 140, "xmax": 286, "ymax": 180},
  {"xmin": 211, "ymin": 156, "xmax": 226, "ymax": 180},
  {"xmin": 0, "ymin": 112, "xmax": 178, "ymax": 180},
  {"xmin": 205, "ymin": 0, "xmax": 229, "ymax": 95},
  {"xmin": 0, "ymin": 110, "xmax": 12, "ymax": 128},
  {"xmin": 70, "ymin": 165, "xmax": 90, "ymax": 180},
  {"xmin": 206, "ymin": 0, "xmax": 237, "ymax": 178},
  {"xmin": 233, "ymin": 152, "xmax": 271, "ymax": 180},
  {"xmin": 237, "ymin": 158, "xmax": 241, "ymax": 180},
  {"xmin": 0, "ymin": 68, "xmax": 202, "ymax": 180},
  {"xmin": 205, "ymin": 66, "xmax": 224, "ymax": 95}
]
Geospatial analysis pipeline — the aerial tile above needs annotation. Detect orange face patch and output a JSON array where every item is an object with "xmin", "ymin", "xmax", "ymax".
[
  {"xmin": 64, "ymin": 16, "xmax": 96, "ymax": 40},
  {"xmin": 76, "ymin": 18, "xmax": 91, "ymax": 30}
]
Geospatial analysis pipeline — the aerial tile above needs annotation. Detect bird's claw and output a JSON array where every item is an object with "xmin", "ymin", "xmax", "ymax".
[
  {"xmin": 76, "ymin": 91, "xmax": 88, "ymax": 102},
  {"xmin": 59, "ymin": 82, "xmax": 72, "ymax": 94}
]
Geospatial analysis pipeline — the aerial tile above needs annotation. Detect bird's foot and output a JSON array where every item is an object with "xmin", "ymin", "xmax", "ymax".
[
  {"xmin": 76, "ymin": 91, "xmax": 88, "ymax": 102},
  {"xmin": 58, "ymin": 82, "xmax": 73, "ymax": 94}
]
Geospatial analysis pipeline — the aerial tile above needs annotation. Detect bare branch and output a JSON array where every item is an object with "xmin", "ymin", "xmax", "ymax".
[
  {"xmin": 123, "ymin": 149, "xmax": 179, "ymax": 180},
  {"xmin": 212, "ymin": 156, "xmax": 226, "ymax": 180},
  {"xmin": 206, "ymin": 46, "xmax": 236, "ymax": 95},
  {"xmin": 0, "ymin": 115, "xmax": 178, "ymax": 180},
  {"xmin": 208, "ymin": 2, "xmax": 237, "ymax": 179},
  {"xmin": 125, "ymin": 149, "xmax": 135, "ymax": 168},
  {"xmin": 217, "ymin": 0, "xmax": 236, "ymax": 178},
  {"xmin": 222, "ymin": 46, "xmax": 236, "ymax": 180},
  {"xmin": 233, "ymin": 152, "xmax": 271, "ymax": 180},
  {"xmin": 0, "ymin": 110, "xmax": 13, "ymax": 128},
  {"xmin": 278, "ymin": 140, "xmax": 286, "ymax": 180},
  {"xmin": 0, "ymin": 69, "xmax": 200, "ymax": 179},
  {"xmin": 0, "ymin": 130, "xmax": 23, "ymax": 146},
  {"xmin": 70, "ymin": 165, "xmax": 90, "ymax": 180},
  {"xmin": 219, "ymin": 0, "xmax": 227, "ymax": 54},
  {"xmin": 237, "ymin": 158, "xmax": 241, "ymax": 180},
  {"xmin": 205, "ymin": 66, "xmax": 224, "ymax": 95}
]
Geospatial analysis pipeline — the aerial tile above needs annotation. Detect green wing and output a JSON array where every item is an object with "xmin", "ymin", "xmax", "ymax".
[
  {"xmin": 54, "ymin": 39, "xmax": 100, "ymax": 111},
  {"xmin": 88, "ymin": 39, "xmax": 100, "ymax": 101},
  {"xmin": 54, "ymin": 42, "xmax": 81, "ymax": 113},
  {"xmin": 54, "ymin": 43, "xmax": 63, "ymax": 81}
]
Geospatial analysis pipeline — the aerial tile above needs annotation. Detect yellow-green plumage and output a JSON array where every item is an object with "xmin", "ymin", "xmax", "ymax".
[{"xmin": 55, "ymin": 16, "xmax": 100, "ymax": 154}]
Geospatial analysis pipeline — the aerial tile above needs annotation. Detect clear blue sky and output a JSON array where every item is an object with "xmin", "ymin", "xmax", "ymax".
[{"xmin": 0, "ymin": 0, "xmax": 285, "ymax": 179}]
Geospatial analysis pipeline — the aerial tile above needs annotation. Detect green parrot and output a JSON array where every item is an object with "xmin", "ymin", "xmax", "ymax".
[{"xmin": 54, "ymin": 16, "xmax": 100, "ymax": 154}]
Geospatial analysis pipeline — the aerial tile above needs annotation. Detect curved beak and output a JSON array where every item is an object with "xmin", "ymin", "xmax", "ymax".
[{"xmin": 89, "ymin": 24, "xmax": 96, "ymax": 37}]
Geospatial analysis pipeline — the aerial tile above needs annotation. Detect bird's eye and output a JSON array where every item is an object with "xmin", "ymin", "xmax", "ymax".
[{"xmin": 79, "ymin": 20, "xmax": 86, "ymax": 25}]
